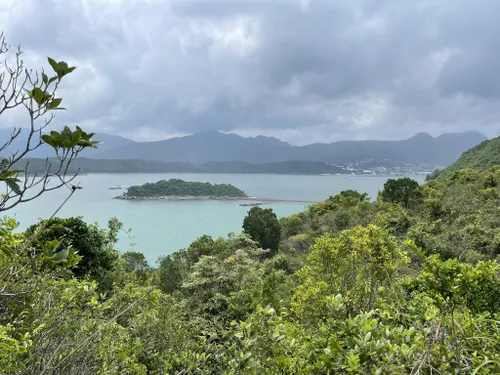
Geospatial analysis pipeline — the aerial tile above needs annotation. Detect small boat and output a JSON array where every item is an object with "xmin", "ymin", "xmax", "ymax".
[{"xmin": 108, "ymin": 186, "xmax": 122, "ymax": 190}]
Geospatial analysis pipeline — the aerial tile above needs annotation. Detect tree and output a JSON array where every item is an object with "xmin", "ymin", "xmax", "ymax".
[
  {"xmin": 186, "ymin": 234, "xmax": 216, "ymax": 264},
  {"xmin": 0, "ymin": 33, "xmax": 99, "ymax": 212},
  {"xmin": 158, "ymin": 250, "xmax": 190, "ymax": 294},
  {"xmin": 121, "ymin": 251, "xmax": 150, "ymax": 277},
  {"xmin": 293, "ymin": 225, "xmax": 409, "ymax": 318},
  {"xmin": 25, "ymin": 217, "xmax": 120, "ymax": 288},
  {"xmin": 380, "ymin": 177, "xmax": 422, "ymax": 208},
  {"xmin": 243, "ymin": 207, "xmax": 281, "ymax": 256}
]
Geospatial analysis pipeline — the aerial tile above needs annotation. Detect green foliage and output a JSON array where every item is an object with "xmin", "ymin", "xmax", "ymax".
[
  {"xmin": 243, "ymin": 206, "xmax": 281, "ymax": 255},
  {"xmin": 125, "ymin": 179, "xmax": 246, "ymax": 197},
  {"xmin": 121, "ymin": 251, "xmax": 150, "ymax": 277},
  {"xmin": 417, "ymin": 255, "xmax": 500, "ymax": 314},
  {"xmin": 380, "ymin": 177, "xmax": 422, "ymax": 207},
  {"xmin": 157, "ymin": 250, "xmax": 190, "ymax": 294},
  {"xmin": 41, "ymin": 125, "xmax": 99, "ymax": 151},
  {"xmin": 25, "ymin": 217, "xmax": 120, "ymax": 289},
  {"xmin": 279, "ymin": 213, "xmax": 304, "ymax": 237},
  {"xmin": 425, "ymin": 168, "xmax": 441, "ymax": 181},
  {"xmin": 308, "ymin": 189, "xmax": 369, "ymax": 216},
  {"xmin": 407, "ymin": 166, "xmax": 500, "ymax": 260},
  {"xmin": 437, "ymin": 136, "xmax": 500, "ymax": 178},
  {"xmin": 293, "ymin": 225, "xmax": 409, "ymax": 318}
]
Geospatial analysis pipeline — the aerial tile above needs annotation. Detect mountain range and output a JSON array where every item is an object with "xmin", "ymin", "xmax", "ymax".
[{"xmin": 0, "ymin": 128, "xmax": 487, "ymax": 167}]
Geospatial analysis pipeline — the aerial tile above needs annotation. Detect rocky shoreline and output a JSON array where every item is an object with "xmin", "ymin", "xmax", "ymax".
[
  {"xmin": 113, "ymin": 194, "xmax": 321, "ymax": 204},
  {"xmin": 113, "ymin": 195, "xmax": 248, "ymax": 201}
]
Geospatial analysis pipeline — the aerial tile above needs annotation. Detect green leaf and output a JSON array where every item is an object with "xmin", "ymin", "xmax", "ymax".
[
  {"xmin": 49, "ymin": 131, "xmax": 62, "ymax": 142},
  {"xmin": 48, "ymin": 98, "xmax": 62, "ymax": 110},
  {"xmin": 471, "ymin": 359, "xmax": 495, "ymax": 375},
  {"xmin": 71, "ymin": 131, "xmax": 81, "ymax": 146},
  {"xmin": 0, "ymin": 169, "xmax": 23, "ymax": 180},
  {"xmin": 0, "ymin": 158, "xmax": 9, "ymax": 171},
  {"xmin": 43, "ymin": 240, "xmax": 60, "ymax": 256},
  {"xmin": 30, "ymin": 88, "xmax": 45, "ymax": 105},
  {"xmin": 48, "ymin": 57, "xmax": 60, "ymax": 74},
  {"xmin": 52, "ymin": 248, "xmax": 69, "ymax": 262},
  {"xmin": 41, "ymin": 135, "xmax": 57, "ymax": 149},
  {"xmin": 6, "ymin": 180, "xmax": 22, "ymax": 195},
  {"xmin": 42, "ymin": 72, "xmax": 48, "ymax": 85}
]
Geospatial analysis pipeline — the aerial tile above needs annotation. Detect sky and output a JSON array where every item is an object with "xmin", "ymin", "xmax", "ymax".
[{"xmin": 1, "ymin": 0, "xmax": 499, "ymax": 145}]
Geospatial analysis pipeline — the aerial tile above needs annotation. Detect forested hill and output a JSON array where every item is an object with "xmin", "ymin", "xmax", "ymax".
[{"xmin": 430, "ymin": 136, "xmax": 500, "ymax": 179}]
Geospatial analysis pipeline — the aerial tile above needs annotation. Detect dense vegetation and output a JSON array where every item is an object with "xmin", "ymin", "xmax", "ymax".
[
  {"xmin": 3, "ymin": 166, "xmax": 500, "ymax": 373},
  {"xmin": 16, "ymin": 158, "xmax": 351, "ymax": 175},
  {"xmin": 125, "ymin": 179, "xmax": 247, "ymax": 197},
  {"xmin": 427, "ymin": 136, "xmax": 500, "ymax": 180}
]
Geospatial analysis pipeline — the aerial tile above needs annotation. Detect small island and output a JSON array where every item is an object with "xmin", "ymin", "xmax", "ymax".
[
  {"xmin": 114, "ymin": 178, "xmax": 322, "ymax": 204},
  {"xmin": 114, "ymin": 179, "xmax": 248, "ymax": 200}
]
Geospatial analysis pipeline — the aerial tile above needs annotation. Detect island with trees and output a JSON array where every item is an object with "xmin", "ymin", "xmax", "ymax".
[
  {"xmin": 115, "ymin": 178, "xmax": 321, "ymax": 204},
  {"xmin": 117, "ymin": 178, "xmax": 248, "ymax": 200}
]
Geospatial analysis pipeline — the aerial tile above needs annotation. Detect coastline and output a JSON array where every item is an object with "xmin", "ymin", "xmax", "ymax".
[{"xmin": 113, "ymin": 195, "xmax": 322, "ymax": 204}]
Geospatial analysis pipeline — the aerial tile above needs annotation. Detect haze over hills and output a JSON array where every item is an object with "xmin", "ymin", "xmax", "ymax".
[
  {"xmin": 93, "ymin": 130, "xmax": 486, "ymax": 167},
  {"xmin": 0, "ymin": 128, "xmax": 487, "ymax": 167}
]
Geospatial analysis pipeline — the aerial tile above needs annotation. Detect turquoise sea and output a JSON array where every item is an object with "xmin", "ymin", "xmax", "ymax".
[{"xmin": 10, "ymin": 173, "xmax": 425, "ymax": 263}]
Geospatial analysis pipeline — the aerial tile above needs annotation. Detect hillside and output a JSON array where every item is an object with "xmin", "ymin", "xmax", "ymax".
[
  {"xmin": 433, "ymin": 136, "xmax": 500, "ymax": 178},
  {"xmin": 93, "ymin": 131, "xmax": 486, "ymax": 166}
]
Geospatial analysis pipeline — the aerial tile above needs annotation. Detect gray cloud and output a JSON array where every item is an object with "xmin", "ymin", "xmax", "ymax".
[{"xmin": 1, "ymin": 0, "xmax": 500, "ymax": 145}]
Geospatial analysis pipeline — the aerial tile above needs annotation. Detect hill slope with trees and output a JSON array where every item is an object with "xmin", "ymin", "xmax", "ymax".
[{"xmin": 430, "ymin": 136, "xmax": 500, "ymax": 179}]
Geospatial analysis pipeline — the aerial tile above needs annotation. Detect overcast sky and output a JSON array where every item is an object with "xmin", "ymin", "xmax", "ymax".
[{"xmin": 1, "ymin": 0, "xmax": 499, "ymax": 145}]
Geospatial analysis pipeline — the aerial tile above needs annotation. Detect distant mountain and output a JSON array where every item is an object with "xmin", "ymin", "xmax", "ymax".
[
  {"xmin": 14, "ymin": 158, "xmax": 350, "ymax": 175},
  {"xmin": 0, "ymin": 128, "xmax": 136, "ymax": 159},
  {"xmin": 433, "ymin": 136, "xmax": 500, "ymax": 178},
  {"xmin": 95, "ymin": 131, "xmax": 296, "ymax": 164},
  {"xmin": 94, "ymin": 131, "xmax": 486, "ymax": 167},
  {"xmin": 0, "ymin": 128, "xmax": 487, "ymax": 167}
]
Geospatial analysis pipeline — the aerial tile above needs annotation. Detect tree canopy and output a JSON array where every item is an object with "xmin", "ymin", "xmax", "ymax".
[{"xmin": 243, "ymin": 206, "xmax": 281, "ymax": 255}]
